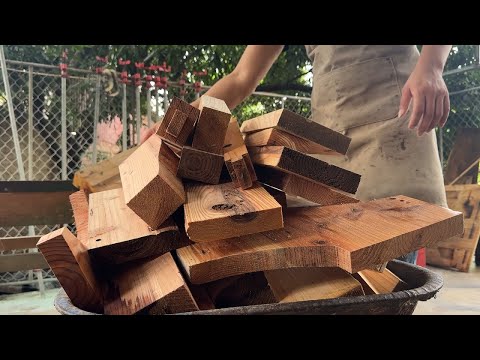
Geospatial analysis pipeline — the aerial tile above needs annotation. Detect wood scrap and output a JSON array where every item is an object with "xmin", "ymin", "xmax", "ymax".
[
  {"xmin": 224, "ymin": 117, "xmax": 257, "ymax": 189},
  {"xmin": 177, "ymin": 146, "xmax": 224, "ymax": 184},
  {"xmin": 354, "ymin": 268, "xmax": 409, "ymax": 295},
  {"xmin": 87, "ymin": 188, "xmax": 187, "ymax": 266},
  {"xmin": 192, "ymin": 95, "xmax": 231, "ymax": 154},
  {"xmin": 240, "ymin": 109, "xmax": 351, "ymax": 155},
  {"xmin": 261, "ymin": 183, "xmax": 287, "ymax": 209},
  {"xmin": 69, "ymin": 190, "xmax": 89, "ymax": 246},
  {"xmin": 37, "ymin": 227, "xmax": 103, "ymax": 313},
  {"xmin": 119, "ymin": 134, "xmax": 185, "ymax": 229},
  {"xmin": 103, "ymin": 252, "xmax": 199, "ymax": 315},
  {"xmin": 177, "ymin": 196, "xmax": 463, "ymax": 283},
  {"xmin": 184, "ymin": 182, "xmax": 283, "ymax": 242}
]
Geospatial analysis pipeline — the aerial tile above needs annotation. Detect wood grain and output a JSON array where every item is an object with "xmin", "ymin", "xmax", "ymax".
[
  {"xmin": 249, "ymin": 146, "xmax": 361, "ymax": 194},
  {"xmin": 69, "ymin": 190, "xmax": 89, "ymax": 246},
  {"xmin": 119, "ymin": 134, "xmax": 185, "ymax": 229},
  {"xmin": 240, "ymin": 109, "xmax": 351, "ymax": 155},
  {"xmin": 184, "ymin": 182, "xmax": 283, "ymax": 242},
  {"xmin": 73, "ymin": 147, "xmax": 137, "ymax": 193},
  {"xmin": 261, "ymin": 183, "xmax": 287, "ymax": 209},
  {"xmin": 37, "ymin": 227, "xmax": 103, "ymax": 313},
  {"xmin": 244, "ymin": 128, "xmax": 340, "ymax": 155},
  {"xmin": 224, "ymin": 118, "xmax": 257, "ymax": 189},
  {"xmin": 177, "ymin": 196, "xmax": 464, "ymax": 283},
  {"xmin": 192, "ymin": 95, "xmax": 231, "ymax": 154},
  {"xmin": 103, "ymin": 252, "xmax": 199, "ymax": 315},
  {"xmin": 256, "ymin": 166, "xmax": 359, "ymax": 206},
  {"xmin": 87, "ymin": 188, "xmax": 186, "ymax": 266},
  {"xmin": 265, "ymin": 267, "xmax": 364, "ymax": 303},
  {"xmin": 427, "ymin": 184, "xmax": 480, "ymax": 272},
  {"xmin": 354, "ymin": 268, "xmax": 409, "ymax": 295},
  {"xmin": 177, "ymin": 146, "xmax": 224, "ymax": 184},
  {"xmin": 156, "ymin": 97, "xmax": 200, "ymax": 146}
]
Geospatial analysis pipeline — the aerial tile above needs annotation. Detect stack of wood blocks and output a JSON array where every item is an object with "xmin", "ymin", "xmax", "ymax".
[{"xmin": 38, "ymin": 96, "xmax": 464, "ymax": 314}]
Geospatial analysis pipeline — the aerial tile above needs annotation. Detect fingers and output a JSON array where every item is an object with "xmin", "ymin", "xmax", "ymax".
[
  {"xmin": 429, "ymin": 95, "xmax": 444, "ymax": 133},
  {"xmin": 417, "ymin": 93, "xmax": 435, "ymax": 136},
  {"xmin": 439, "ymin": 95, "xmax": 450, "ymax": 128},
  {"xmin": 398, "ymin": 85, "xmax": 412, "ymax": 118},
  {"xmin": 408, "ymin": 92, "xmax": 425, "ymax": 130}
]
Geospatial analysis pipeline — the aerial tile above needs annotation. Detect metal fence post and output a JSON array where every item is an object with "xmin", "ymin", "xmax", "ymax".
[
  {"xmin": 163, "ymin": 89, "xmax": 169, "ymax": 115},
  {"xmin": 147, "ymin": 87, "xmax": 152, "ymax": 128},
  {"xmin": 92, "ymin": 75, "xmax": 101, "ymax": 164},
  {"xmin": 61, "ymin": 75, "xmax": 67, "ymax": 180},
  {"xmin": 439, "ymin": 127, "xmax": 444, "ymax": 170},
  {"xmin": 0, "ymin": 45, "xmax": 26, "ymax": 181},
  {"xmin": 155, "ymin": 89, "xmax": 160, "ymax": 120},
  {"xmin": 122, "ymin": 83, "xmax": 127, "ymax": 151},
  {"xmin": 136, "ymin": 85, "xmax": 141, "ymax": 144},
  {"xmin": 28, "ymin": 66, "xmax": 33, "ymax": 180}
]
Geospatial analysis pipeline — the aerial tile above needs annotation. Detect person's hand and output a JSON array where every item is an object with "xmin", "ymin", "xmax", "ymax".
[
  {"xmin": 398, "ymin": 64, "xmax": 450, "ymax": 136},
  {"xmin": 141, "ymin": 121, "xmax": 162, "ymax": 144}
]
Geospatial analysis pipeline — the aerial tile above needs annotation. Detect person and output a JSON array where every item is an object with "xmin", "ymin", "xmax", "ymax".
[{"xmin": 150, "ymin": 45, "xmax": 453, "ymax": 264}]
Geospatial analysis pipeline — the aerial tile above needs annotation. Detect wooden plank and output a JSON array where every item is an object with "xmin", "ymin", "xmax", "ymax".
[
  {"xmin": 255, "ymin": 165, "xmax": 359, "ymax": 206},
  {"xmin": 244, "ymin": 128, "xmax": 340, "ymax": 155},
  {"xmin": 37, "ymin": 227, "xmax": 103, "ymax": 313},
  {"xmin": 119, "ymin": 134, "xmax": 185, "ymax": 230},
  {"xmin": 444, "ymin": 128, "xmax": 480, "ymax": 185},
  {"xmin": 70, "ymin": 190, "xmax": 89, "ymax": 246},
  {"xmin": 240, "ymin": 109, "xmax": 351, "ymax": 155},
  {"xmin": 224, "ymin": 118, "xmax": 257, "ymax": 189},
  {"xmin": 0, "ymin": 252, "xmax": 48, "ymax": 273},
  {"xmin": 0, "ymin": 191, "xmax": 73, "ymax": 227},
  {"xmin": 261, "ymin": 183, "xmax": 287, "ymax": 209},
  {"xmin": 249, "ymin": 146, "xmax": 361, "ymax": 194},
  {"xmin": 265, "ymin": 268, "xmax": 364, "ymax": 303},
  {"xmin": 103, "ymin": 252, "xmax": 199, "ymax": 315},
  {"xmin": 87, "ymin": 188, "xmax": 187, "ymax": 266},
  {"xmin": 184, "ymin": 182, "xmax": 284, "ymax": 243},
  {"xmin": 177, "ymin": 195, "xmax": 463, "ymax": 283},
  {"xmin": 427, "ymin": 184, "xmax": 480, "ymax": 272},
  {"xmin": 73, "ymin": 147, "xmax": 137, "ymax": 193},
  {"xmin": 0, "ymin": 236, "xmax": 41, "ymax": 251},
  {"xmin": 192, "ymin": 95, "xmax": 231, "ymax": 154},
  {"xmin": 156, "ymin": 97, "xmax": 200, "ymax": 146},
  {"xmin": 177, "ymin": 146, "xmax": 224, "ymax": 184},
  {"xmin": 354, "ymin": 268, "xmax": 409, "ymax": 295}
]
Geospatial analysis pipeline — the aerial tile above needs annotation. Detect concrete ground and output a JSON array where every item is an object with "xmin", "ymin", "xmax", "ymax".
[{"xmin": 0, "ymin": 262, "xmax": 478, "ymax": 315}]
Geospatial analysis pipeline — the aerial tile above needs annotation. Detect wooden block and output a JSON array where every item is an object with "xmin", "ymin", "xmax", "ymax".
[
  {"xmin": 87, "ymin": 188, "xmax": 187, "ymax": 266},
  {"xmin": 156, "ymin": 97, "xmax": 200, "ymax": 146},
  {"xmin": 244, "ymin": 128, "xmax": 340, "ymax": 155},
  {"xmin": 224, "ymin": 118, "xmax": 257, "ymax": 189},
  {"xmin": 261, "ymin": 183, "xmax": 287, "ymax": 208},
  {"xmin": 354, "ymin": 268, "xmax": 409, "ymax": 295},
  {"xmin": 177, "ymin": 146, "xmax": 224, "ymax": 184},
  {"xmin": 119, "ymin": 134, "xmax": 185, "ymax": 230},
  {"xmin": 184, "ymin": 182, "xmax": 284, "ymax": 243},
  {"xmin": 177, "ymin": 196, "xmax": 463, "ymax": 283},
  {"xmin": 69, "ymin": 190, "xmax": 89, "ymax": 246},
  {"xmin": 73, "ymin": 147, "xmax": 137, "ymax": 193},
  {"xmin": 255, "ymin": 164, "xmax": 360, "ymax": 205},
  {"xmin": 0, "ymin": 181, "xmax": 74, "ymax": 227},
  {"xmin": 192, "ymin": 95, "xmax": 231, "ymax": 154},
  {"xmin": 265, "ymin": 268, "xmax": 364, "ymax": 303},
  {"xmin": 427, "ymin": 184, "xmax": 480, "ymax": 272},
  {"xmin": 103, "ymin": 252, "xmax": 199, "ymax": 315},
  {"xmin": 249, "ymin": 146, "xmax": 361, "ymax": 194},
  {"xmin": 240, "ymin": 109, "xmax": 351, "ymax": 155},
  {"xmin": 37, "ymin": 227, "xmax": 103, "ymax": 313}
]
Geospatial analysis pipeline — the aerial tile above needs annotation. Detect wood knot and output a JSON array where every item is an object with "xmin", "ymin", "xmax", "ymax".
[
  {"xmin": 212, "ymin": 203, "xmax": 236, "ymax": 211},
  {"xmin": 312, "ymin": 240, "xmax": 327, "ymax": 245}
]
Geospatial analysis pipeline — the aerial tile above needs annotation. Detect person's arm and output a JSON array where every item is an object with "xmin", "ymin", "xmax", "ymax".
[
  {"xmin": 398, "ymin": 45, "xmax": 452, "ymax": 136},
  {"xmin": 191, "ymin": 45, "xmax": 285, "ymax": 110}
]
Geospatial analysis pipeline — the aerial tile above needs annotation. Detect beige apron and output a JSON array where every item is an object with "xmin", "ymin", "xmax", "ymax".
[{"xmin": 304, "ymin": 45, "xmax": 447, "ymax": 207}]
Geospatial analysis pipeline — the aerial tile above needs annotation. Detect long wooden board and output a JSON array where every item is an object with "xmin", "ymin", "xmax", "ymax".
[
  {"xmin": 192, "ymin": 95, "xmax": 231, "ymax": 154},
  {"xmin": 265, "ymin": 267, "xmax": 364, "ymax": 303},
  {"xmin": 73, "ymin": 147, "xmax": 137, "ymax": 193},
  {"xmin": 69, "ymin": 190, "xmax": 90, "ymax": 246},
  {"xmin": 354, "ymin": 268, "xmax": 408, "ymax": 295},
  {"xmin": 119, "ymin": 134, "xmax": 185, "ymax": 229},
  {"xmin": 427, "ymin": 184, "xmax": 480, "ymax": 272},
  {"xmin": 240, "ymin": 109, "xmax": 351, "ymax": 155},
  {"xmin": 103, "ymin": 252, "xmax": 199, "ymax": 315},
  {"xmin": 244, "ymin": 128, "xmax": 340, "ymax": 155},
  {"xmin": 184, "ymin": 182, "xmax": 283, "ymax": 242},
  {"xmin": 224, "ymin": 118, "xmax": 257, "ymax": 189},
  {"xmin": 37, "ymin": 227, "xmax": 103, "ymax": 313},
  {"xmin": 0, "ymin": 252, "xmax": 48, "ymax": 272},
  {"xmin": 256, "ymin": 166, "xmax": 359, "ymax": 206},
  {"xmin": 177, "ymin": 196, "xmax": 463, "ymax": 283},
  {"xmin": 87, "ymin": 188, "xmax": 186, "ymax": 266},
  {"xmin": 248, "ymin": 146, "xmax": 361, "ymax": 194}
]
